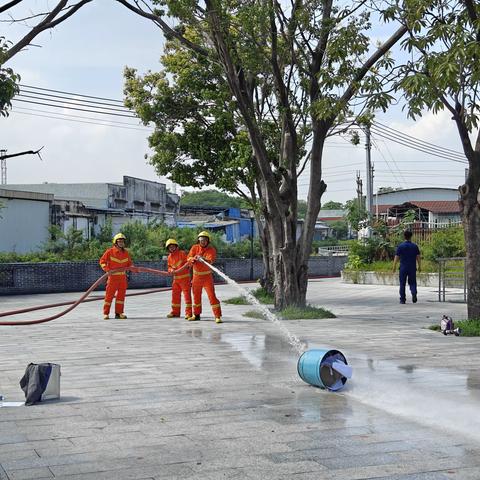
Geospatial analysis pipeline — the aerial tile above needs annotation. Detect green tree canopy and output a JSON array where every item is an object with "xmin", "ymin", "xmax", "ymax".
[
  {"xmin": 180, "ymin": 190, "xmax": 248, "ymax": 208},
  {"xmin": 322, "ymin": 201, "xmax": 344, "ymax": 210},
  {"xmin": 387, "ymin": 0, "xmax": 480, "ymax": 318},
  {"xmin": 123, "ymin": 0, "xmax": 407, "ymax": 308}
]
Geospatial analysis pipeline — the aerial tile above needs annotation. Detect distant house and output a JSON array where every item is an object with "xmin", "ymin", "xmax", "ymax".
[
  {"xmin": 177, "ymin": 206, "xmax": 256, "ymax": 243},
  {"xmin": 4, "ymin": 176, "xmax": 180, "ymax": 241},
  {"xmin": 374, "ymin": 188, "xmax": 461, "ymax": 226},
  {"xmin": 0, "ymin": 188, "xmax": 53, "ymax": 253}
]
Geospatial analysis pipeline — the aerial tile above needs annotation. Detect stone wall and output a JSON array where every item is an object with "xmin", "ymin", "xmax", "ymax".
[
  {"xmin": 341, "ymin": 270, "xmax": 439, "ymax": 287},
  {"xmin": 0, "ymin": 256, "xmax": 347, "ymax": 295}
]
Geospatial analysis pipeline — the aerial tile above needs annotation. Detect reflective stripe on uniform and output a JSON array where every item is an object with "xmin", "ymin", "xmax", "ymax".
[
  {"xmin": 116, "ymin": 300, "xmax": 124, "ymax": 304},
  {"xmin": 211, "ymin": 303, "xmax": 220, "ymax": 308},
  {"xmin": 193, "ymin": 270, "xmax": 212, "ymax": 276},
  {"xmin": 174, "ymin": 273, "xmax": 190, "ymax": 280},
  {"xmin": 111, "ymin": 271, "xmax": 126, "ymax": 276},
  {"xmin": 111, "ymin": 256, "xmax": 130, "ymax": 264},
  {"xmin": 104, "ymin": 301, "xmax": 111, "ymax": 306}
]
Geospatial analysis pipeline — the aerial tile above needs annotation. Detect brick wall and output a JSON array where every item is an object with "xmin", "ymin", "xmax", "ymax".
[{"xmin": 0, "ymin": 257, "xmax": 347, "ymax": 295}]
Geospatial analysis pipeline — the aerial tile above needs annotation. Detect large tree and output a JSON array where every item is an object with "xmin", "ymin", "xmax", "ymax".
[
  {"xmin": 122, "ymin": 0, "xmax": 407, "ymax": 308},
  {"xmin": 389, "ymin": 0, "xmax": 480, "ymax": 319}
]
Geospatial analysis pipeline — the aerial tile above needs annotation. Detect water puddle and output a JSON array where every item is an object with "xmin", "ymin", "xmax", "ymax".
[
  {"xmin": 203, "ymin": 259, "xmax": 306, "ymax": 356},
  {"xmin": 346, "ymin": 356, "xmax": 480, "ymax": 442}
]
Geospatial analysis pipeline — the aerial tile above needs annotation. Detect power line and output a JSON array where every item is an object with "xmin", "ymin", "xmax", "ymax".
[
  {"xmin": 13, "ymin": 84, "xmax": 470, "ymax": 166},
  {"xmin": 17, "ymin": 92, "xmax": 132, "ymax": 114},
  {"xmin": 19, "ymin": 84, "xmax": 125, "ymax": 104},
  {"xmin": 10, "ymin": 107, "xmax": 153, "ymax": 132},
  {"xmin": 12, "ymin": 98, "xmax": 137, "ymax": 118},
  {"xmin": 374, "ymin": 120, "xmax": 464, "ymax": 157}
]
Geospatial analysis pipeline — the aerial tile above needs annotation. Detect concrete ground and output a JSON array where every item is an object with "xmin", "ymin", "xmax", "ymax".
[{"xmin": 0, "ymin": 278, "xmax": 479, "ymax": 480}]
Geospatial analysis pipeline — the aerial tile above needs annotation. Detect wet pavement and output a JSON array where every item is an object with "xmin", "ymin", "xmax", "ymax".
[{"xmin": 0, "ymin": 278, "xmax": 479, "ymax": 479}]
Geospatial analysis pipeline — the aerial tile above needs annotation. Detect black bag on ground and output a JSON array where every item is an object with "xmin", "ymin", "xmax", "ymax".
[{"xmin": 19, "ymin": 363, "xmax": 56, "ymax": 405}]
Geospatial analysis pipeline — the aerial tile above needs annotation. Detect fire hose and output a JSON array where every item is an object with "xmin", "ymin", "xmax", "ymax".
[{"xmin": 0, "ymin": 264, "xmax": 190, "ymax": 326}]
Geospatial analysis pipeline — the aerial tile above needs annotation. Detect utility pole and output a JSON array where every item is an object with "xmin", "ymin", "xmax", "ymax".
[
  {"xmin": 365, "ymin": 125, "xmax": 374, "ymax": 216},
  {"xmin": 0, "ymin": 150, "xmax": 6, "ymax": 185},
  {"xmin": 356, "ymin": 171, "xmax": 363, "ymax": 209},
  {"xmin": 0, "ymin": 147, "xmax": 44, "ymax": 185}
]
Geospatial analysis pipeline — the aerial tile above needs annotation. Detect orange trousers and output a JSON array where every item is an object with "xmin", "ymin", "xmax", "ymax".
[
  {"xmin": 103, "ymin": 275, "xmax": 127, "ymax": 315},
  {"xmin": 192, "ymin": 273, "xmax": 221, "ymax": 317},
  {"xmin": 171, "ymin": 277, "xmax": 192, "ymax": 317}
]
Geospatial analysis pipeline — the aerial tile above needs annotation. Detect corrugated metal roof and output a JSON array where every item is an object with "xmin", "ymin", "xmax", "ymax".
[{"xmin": 376, "ymin": 200, "xmax": 461, "ymax": 214}]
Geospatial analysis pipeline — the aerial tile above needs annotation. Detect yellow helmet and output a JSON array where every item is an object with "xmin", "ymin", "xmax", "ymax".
[
  {"xmin": 112, "ymin": 233, "xmax": 127, "ymax": 244},
  {"xmin": 165, "ymin": 238, "xmax": 178, "ymax": 248},
  {"xmin": 197, "ymin": 231, "xmax": 210, "ymax": 240}
]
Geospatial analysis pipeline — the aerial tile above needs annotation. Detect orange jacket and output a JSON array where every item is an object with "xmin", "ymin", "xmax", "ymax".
[
  {"xmin": 167, "ymin": 249, "xmax": 190, "ymax": 280},
  {"xmin": 99, "ymin": 246, "xmax": 132, "ymax": 275},
  {"xmin": 187, "ymin": 244, "xmax": 217, "ymax": 274}
]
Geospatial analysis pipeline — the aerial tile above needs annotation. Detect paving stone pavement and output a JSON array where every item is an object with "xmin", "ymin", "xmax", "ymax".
[{"xmin": 1, "ymin": 278, "xmax": 479, "ymax": 480}]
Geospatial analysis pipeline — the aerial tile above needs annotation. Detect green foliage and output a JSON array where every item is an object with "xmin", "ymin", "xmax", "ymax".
[
  {"xmin": 243, "ymin": 310, "xmax": 265, "ymax": 319},
  {"xmin": 0, "ymin": 221, "xmax": 264, "ymax": 263},
  {"xmin": 224, "ymin": 296, "xmax": 250, "ymax": 305},
  {"xmin": 345, "ymin": 198, "xmax": 368, "ymax": 231},
  {"xmin": 322, "ymin": 201, "xmax": 344, "ymax": 210},
  {"xmin": 329, "ymin": 220, "xmax": 349, "ymax": 239},
  {"xmin": 346, "ymin": 236, "xmax": 395, "ymax": 265},
  {"xmin": 297, "ymin": 200, "xmax": 308, "ymax": 219},
  {"xmin": 429, "ymin": 319, "xmax": 480, "ymax": 336},
  {"xmin": 279, "ymin": 305, "xmax": 336, "ymax": 319},
  {"xmin": 251, "ymin": 287, "xmax": 275, "ymax": 304},
  {"xmin": 0, "ymin": 37, "xmax": 20, "ymax": 117},
  {"xmin": 243, "ymin": 304, "xmax": 335, "ymax": 319},
  {"xmin": 180, "ymin": 190, "xmax": 248, "ymax": 208},
  {"xmin": 421, "ymin": 226, "xmax": 465, "ymax": 261}
]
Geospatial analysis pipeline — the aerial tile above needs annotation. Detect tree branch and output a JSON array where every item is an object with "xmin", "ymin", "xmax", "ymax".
[
  {"xmin": 337, "ymin": 24, "xmax": 407, "ymax": 114},
  {"xmin": 0, "ymin": 0, "xmax": 23, "ymax": 15},
  {"xmin": 4, "ymin": 1, "xmax": 93, "ymax": 63},
  {"xmin": 114, "ymin": 0, "xmax": 208, "ymax": 57}
]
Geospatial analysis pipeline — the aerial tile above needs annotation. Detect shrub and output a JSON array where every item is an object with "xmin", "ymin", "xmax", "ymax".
[{"xmin": 421, "ymin": 226, "xmax": 465, "ymax": 261}]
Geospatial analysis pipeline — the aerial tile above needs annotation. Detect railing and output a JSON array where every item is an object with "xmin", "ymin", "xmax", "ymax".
[
  {"xmin": 438, "ymin": 257, "xmax": 467, "ymax": 303},
  {"xmin": 317, "ymin": 245, "xmax": 350, "ymax": 256}
]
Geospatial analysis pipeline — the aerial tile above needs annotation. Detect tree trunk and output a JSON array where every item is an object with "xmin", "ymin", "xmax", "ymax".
[
  {"xmin": 459, "ymin": 176, "xmax": 480, "ymax": 319},
  {"xmin": 263, "ymin": 213, "xmax": 308, "ymax": 309},
  {"xmin": 258, "ymin": 220, "xmax": 274, "ymax": 294}
]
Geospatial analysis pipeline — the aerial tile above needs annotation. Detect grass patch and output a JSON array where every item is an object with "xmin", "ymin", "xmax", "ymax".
[
  {"xmin": 251, "ymin": 287, "xmax": 274, "ymax": 304},
  {"xmin": 244, "ymin": 310, "xmax": 265, "ymax": 319},
  {"xmin": 243, "ymin": 304, "xmax": 335, "ymax": 320},
  {"xmin": 224, "ymin": 296, "xmax": 249, "ymax": 305},
  {"xmin": 429, "ymin": 318, "xmax": 480, "ymax": 336},
  {"xmin": 225, "ymin": 287, "xmax": 274, "ymax": 305},
  {"xmin": 279, "ymin": 304, "xmax": 336, "ymax": 319}
]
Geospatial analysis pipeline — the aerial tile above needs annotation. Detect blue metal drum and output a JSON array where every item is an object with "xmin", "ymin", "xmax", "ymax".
[{"xmin": 297, "ymin": 349, "xmax": 349, "ymax": 391}]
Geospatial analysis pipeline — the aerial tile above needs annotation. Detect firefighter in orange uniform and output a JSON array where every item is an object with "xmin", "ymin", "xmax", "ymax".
[
  {"xmin": 187, "ymin": 231, "xmax": 222, "ymax": 324},
  {"xmin": 165, "ymin": 238, "xmax": 192, "ymax": 319},
  {"xmin": 99, "ymin": 233, "xmax": 133, "ymax": 320}
]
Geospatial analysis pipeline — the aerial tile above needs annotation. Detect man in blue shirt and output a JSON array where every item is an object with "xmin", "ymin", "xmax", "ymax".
[{"xmin": 392, "ymin": 230, "xmax": 421, "ymax": 304}]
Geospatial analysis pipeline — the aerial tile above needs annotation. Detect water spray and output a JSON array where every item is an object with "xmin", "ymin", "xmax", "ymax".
[{"xmin": 197, "ymin": 257, "xmax": 352, "ymax": 391}]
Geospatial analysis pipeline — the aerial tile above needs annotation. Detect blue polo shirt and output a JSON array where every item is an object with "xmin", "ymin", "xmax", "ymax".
[{"xmin": 396, "ymin": 241, "xmax": 420, "ymax": 270}]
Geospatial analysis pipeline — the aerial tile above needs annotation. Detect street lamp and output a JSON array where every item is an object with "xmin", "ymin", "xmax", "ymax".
[{"xmin": 249, "ymin": 210, "xmax": 255, "ymax": 280}]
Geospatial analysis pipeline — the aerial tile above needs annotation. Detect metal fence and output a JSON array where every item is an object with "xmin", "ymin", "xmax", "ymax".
[
  {"xmin": 317, "ymin": 245, "xmax": 350, "ymax": 256},
  {"xmin": 388, "ymin": 221, "xmax": 463, "ymax": 243},
  {"xmin": 437, "ymin": 257, "xmax": 467, "ymax": 303}
]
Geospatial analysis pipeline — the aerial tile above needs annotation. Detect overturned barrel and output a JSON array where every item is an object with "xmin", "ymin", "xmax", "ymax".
[{"xmin": 297, "ymin": 349, "xmax": 351, "ymax": 391}]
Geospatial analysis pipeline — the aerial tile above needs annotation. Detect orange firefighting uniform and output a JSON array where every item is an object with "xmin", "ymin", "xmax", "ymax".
[
  {"xmin": 187, "ymin": 243, "xmax": 222, "ymax": 318},
  {"xmin": 167, "ymin": 249, "xmax": 192, "ymax": 317},
  {"xmin": 99, "ymin": 245, "xmax": 132, "ymax": 315}
]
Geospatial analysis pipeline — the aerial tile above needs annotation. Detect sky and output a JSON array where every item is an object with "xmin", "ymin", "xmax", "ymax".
[{"xmin": 1, "ymin": 1, "xmax": 469, "ymax": 204}]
